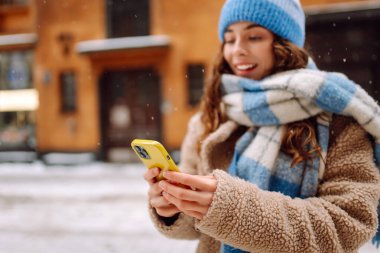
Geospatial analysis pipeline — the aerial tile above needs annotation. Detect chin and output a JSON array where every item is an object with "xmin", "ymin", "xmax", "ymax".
[
  {"xmin": 246, "ymin": 75, "xmax": 262, "ymax": 80},
  {"xmin": 234, "ymin": 72, "xmax": 259, "ymax": 80}
]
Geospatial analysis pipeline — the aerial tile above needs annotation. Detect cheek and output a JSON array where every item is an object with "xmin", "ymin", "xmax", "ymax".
[
  {"xmin": 223, "ymin": 47, "xmax": 232, "ymax": 64},
  {"xmin": 260, "ymin": 45, "xmax": 275, "ymax": 69}
]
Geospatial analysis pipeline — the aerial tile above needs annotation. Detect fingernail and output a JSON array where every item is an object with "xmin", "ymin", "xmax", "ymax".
[{"xmin": 159, "ymin": 181, "xmax": 165, "ymax": 188}]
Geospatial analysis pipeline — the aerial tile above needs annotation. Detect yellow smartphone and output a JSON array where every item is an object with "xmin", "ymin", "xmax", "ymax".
[{"xmin": 131, "ymin": 139, "xmax": 180, "ymax": 181}]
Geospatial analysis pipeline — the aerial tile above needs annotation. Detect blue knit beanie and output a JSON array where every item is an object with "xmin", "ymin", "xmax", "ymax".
[{"xmin": 218, "ymin": 0, "xmax": 305, "ymax": 47}]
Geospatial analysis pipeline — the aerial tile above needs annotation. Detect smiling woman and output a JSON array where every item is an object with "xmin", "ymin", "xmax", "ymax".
[{"xmin": 143, "ymin": 1, "xmax": 380, "ymax": 252}]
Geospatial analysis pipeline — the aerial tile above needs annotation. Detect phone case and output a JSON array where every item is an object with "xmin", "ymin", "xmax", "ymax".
[{"xmin": 131, "ymin": 139, "xmax": 180, "ymax": 181}]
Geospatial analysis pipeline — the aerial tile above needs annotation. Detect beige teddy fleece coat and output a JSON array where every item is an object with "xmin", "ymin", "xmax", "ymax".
[{"xmin": 149, "ymin": 114, "xmax": 380, "ymax": 253}]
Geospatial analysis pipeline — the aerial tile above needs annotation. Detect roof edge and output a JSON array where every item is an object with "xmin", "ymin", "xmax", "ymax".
[
  {"xmin": 304, "ymin": 0, "xmax": 380, "ymax": 15},
  {"xmin": 76, "ymin": 35, "xmax": 171, "ymax": 54},
  {"xmin": 0, "ymin": 33, "xmax": 37, "ymax": 47}
]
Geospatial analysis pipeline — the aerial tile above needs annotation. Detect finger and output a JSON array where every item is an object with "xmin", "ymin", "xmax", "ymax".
[
  {"xmin": 143, "ymin": 168, "xmax": 155, "ymax": 184},
  {"xmin": 159, "ymin": 180, "xmax": 213, "ymax": 205},
  {"xmin": 162, "ymin": 191, "xmax": 210, "ymax": 215},
  {"xmin": 144, "ymin": 167, "xmax": 160, "ymax": 185},
  {"xmin": 148, "ymin": 183, "xmax": 163, "ymax": 199},
  {"xmin": 163, "ymin": 172, "xmax": 217, "ymax": 192},
  {"xmin": 155, "ymin": 206, "xmax": 181, "ymax": 218},
  {"xmin": 150, "ymin": 196, "xmax": 172, "ymax": 208}
]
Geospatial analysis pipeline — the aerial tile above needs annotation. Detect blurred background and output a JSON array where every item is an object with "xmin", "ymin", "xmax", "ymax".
[{"xmin": 0, "ymin": 0, "xmax": 379, "ymax": 252}]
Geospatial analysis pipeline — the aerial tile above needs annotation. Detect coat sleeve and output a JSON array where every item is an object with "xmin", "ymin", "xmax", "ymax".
[
  {"xmin": 148, "ymin": 113, "xmax": 203, "ymax": 239},
  {"xmin": 195, "ymin": 116, "xmax": 380, "ymax": 253}
]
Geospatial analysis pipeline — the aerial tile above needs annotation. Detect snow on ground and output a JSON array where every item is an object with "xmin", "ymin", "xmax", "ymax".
[
  {"xmin": 0, "ymin": 161, "xmax": 197, "ymax": 253},
  {"xmin": 0, "ymin": 161, "xmax": 377, "ymax": 253}
]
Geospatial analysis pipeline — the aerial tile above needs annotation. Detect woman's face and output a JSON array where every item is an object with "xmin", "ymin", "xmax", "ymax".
[{"xmin": 223, "ymin": 21, "xmax": 275, "ymax": 80}]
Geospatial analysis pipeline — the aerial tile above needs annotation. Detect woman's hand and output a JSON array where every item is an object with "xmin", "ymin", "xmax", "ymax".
[
  {"xmin": 159, "ymin": 171, "xmax": 217, "ymax": 220},
  {"xmin": 143, "ymin": 168, "xmax": 181, "ymax": 217}
]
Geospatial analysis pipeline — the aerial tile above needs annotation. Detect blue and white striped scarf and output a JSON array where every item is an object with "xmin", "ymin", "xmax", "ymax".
[{"xmin": 220, "ymin": 69, "xmax": 380, "ymax": 252}]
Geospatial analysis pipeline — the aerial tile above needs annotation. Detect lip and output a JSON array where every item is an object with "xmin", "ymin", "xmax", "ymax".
[{"xmin": 233, "ymin": 63, "xmax": 258, "ymax": 76}]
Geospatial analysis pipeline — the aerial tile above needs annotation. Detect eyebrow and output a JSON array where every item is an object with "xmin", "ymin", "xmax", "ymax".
[{"xmin": 225, "ymin": 23, "xmax": 262, "ymax": 33}]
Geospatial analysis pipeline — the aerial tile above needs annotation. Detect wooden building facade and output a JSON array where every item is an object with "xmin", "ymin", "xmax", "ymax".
[{"xmin": 0, "ymin": 0, "xmax": 379, "ymax": 162}]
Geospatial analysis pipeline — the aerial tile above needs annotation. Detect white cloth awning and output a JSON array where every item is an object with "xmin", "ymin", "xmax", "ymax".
[{"xmin": 76, "ymin": 35, "xmax": 170, "ymax": 54}]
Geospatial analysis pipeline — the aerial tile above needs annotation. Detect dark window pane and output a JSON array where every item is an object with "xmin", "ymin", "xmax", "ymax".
[
  {"xmin": 0, "ymin": 0, "xmax": 28, "ymax": 6},
  {"xmin": 187, "ymin": 64, "xmax": 205, "ymax": 106},
  {"xmin": 0, "ymin": 51, "xmax": 33, "ymax": 90},
  {"xmin": 60, "ymin": 71, "xmax": 77, "ymax": 113},
  {"xmin": 306, "ymin": 8, "xmax": 380, "ymax": 102},
  {"xmin": 0, "ymin": 111, "xmax": 36, "ymax": 150},
  {"xmin": 106, "ymin": 0, "xmax": 150, "ymax": 38}
]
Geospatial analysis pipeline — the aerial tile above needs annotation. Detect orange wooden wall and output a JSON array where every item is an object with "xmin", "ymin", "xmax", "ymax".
[{"xmin": 34, "ymin": 0, "xmax": 105, "ymax": 152}]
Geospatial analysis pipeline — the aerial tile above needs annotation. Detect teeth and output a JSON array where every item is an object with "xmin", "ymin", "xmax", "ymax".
[{"xmin": 236, "ymin": 64, "xmax": 255, "ymax": 70}]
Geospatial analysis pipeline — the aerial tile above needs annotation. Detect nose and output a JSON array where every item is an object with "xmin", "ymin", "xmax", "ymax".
[{"xmin": 232, "ymin": 38, "xmax": 248, "ymax": 56}]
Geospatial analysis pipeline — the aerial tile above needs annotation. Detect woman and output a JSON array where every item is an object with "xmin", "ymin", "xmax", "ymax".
[{"xmin": 144, "ymin": 0, "xmax": 380, "ymax": 252}]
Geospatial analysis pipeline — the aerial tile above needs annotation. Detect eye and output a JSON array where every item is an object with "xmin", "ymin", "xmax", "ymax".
[
  {"xmin": 224, "ymin": 39, "xmax": 235, "ymax": 44},
  {"xmin": 224, "ymin": 35, "xmax": 235, "ymax": 44},
  {"xmin": 249, "ymin": 36, "xmax": 262, "ymax": 41}
]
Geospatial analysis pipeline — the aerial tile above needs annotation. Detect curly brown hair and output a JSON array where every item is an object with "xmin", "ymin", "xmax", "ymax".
[{"xmin": 198, "ymin": 35, "xmax": 321, "ymax": 167}]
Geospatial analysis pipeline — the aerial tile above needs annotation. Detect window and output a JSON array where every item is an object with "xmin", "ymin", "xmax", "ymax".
[
  {"xmin": 306, "ymin": 8, "xmax": 380, "ymax": 102},
  {"xmin": 60, "ymin": 71, "xmax": 77, "ymax": 113},
  {"xmin": 0, "ymin": 111, "xmax": 35, "ymax": 150},
  {"xmin": 0, "ymin": 51, "xmax": 33, "ymax": 90},
  {"xmin": 106, "ymin": 0, "xmax": 150, "ymax": 38},
  {"xmin": 0, "ymin": 50, "xmax": 35, "ymax": 150},
  {"xmin": 187, "ymin": 64, "xmax": 205, "ymax": 106},
  {"xmin": 0, "ymin": 0, "xmax": 28, "ymax": 6}
]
